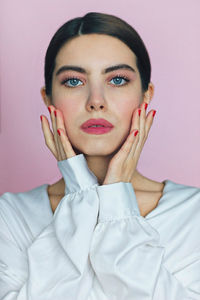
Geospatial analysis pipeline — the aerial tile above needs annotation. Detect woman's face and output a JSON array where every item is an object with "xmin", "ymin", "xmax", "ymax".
[{"xmin": 51, "ymin": 34, "xmax": 148, "ymax": 156}]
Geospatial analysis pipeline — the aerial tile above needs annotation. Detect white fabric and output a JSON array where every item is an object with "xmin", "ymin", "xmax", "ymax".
[{"xmin": 0, "ymin": 154, "xmax": 199, "ymax": 300}]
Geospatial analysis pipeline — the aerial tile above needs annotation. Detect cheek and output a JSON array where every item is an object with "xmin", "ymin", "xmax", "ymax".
[
  {"xmin": 117, "ymin": 100, "xmax": 139, "ymax": 126},
  {"xmin": 54, "ymin": 100, "xmax": 80, "ymax": 126}
]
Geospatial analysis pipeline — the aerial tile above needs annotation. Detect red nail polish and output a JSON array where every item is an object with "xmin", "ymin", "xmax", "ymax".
[
  {"xmin": 145, "ymin": 103, "xmax": 148, "ymax": 111},
  {"xmin": 134, "ymin": 130, "xmax": 139, "ymax": 137},
  {"xmin": 48, "ymin": 106, "xmax": 51, "ymax": 114},
  {"xmin": 54, "ymin": 110, "xmax": 57, "ymax": 117},
  {"xmin": 152, "ymin": 110, "xmax": 156, "ymax": 117},
  {"xmin": 40, "ymin": 115, "xmax": 43, "ymax": 122},
  {"xmin": 57, "ymin": 129, "xmax": 61, "ymax": 136},
  {"xmin": 138, "ymin": 109, "xmax": 141, "ymax": 116}
]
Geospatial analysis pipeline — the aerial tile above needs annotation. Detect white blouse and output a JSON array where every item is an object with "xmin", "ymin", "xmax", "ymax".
[{"xmin": 0, "ymin": 154, "xmax": 199, "ymax": 300}]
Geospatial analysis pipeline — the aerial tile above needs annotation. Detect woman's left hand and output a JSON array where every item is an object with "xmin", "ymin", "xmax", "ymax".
[{"xmin": 103, "ymin": 101, "xmax": 156, "ymax": 185}]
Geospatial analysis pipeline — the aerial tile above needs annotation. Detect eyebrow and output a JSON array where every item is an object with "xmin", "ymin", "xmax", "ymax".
[{"xmin": 55, "ymin": 64, "xmax": 136, "ymax": 76}]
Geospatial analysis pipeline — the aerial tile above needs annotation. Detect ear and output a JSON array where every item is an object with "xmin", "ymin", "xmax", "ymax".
[
  {"xmin": 40, "ymin": 86, "xmax": 52, "ymax": 107},
  {"xmin": 143, "ymin": 82, "xmax": 155, "ymax": 105}
]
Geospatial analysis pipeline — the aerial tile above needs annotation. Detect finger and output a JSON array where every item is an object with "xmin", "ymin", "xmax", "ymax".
[
  {"xmin": 133, "ymin": 107, "xmax": 155, "ymax": 163},
  {"xmin": 54, "ymin": 109, "xmax": 68, "ymax": 160},
  {"xmin": 40, "ymin": 115, "xmax": 59, "ymax": 159},
  {"xmin": 127, "ymin": 102, "xmax": 148, "ymax": 162},
  {"xmin": 118, "ymin": 129, "xmax": 139, "ymax": 159},
  {"xmin": 144, "ymin": 109, "xmax": 156, "ymax": 139},
  {"xmin": 130, "ymin": 106, "xmax": 140, "ymax": 133},
  {"xmin": 48, "ymin": 106, "xmax": 62, "ymax": 161},
  {"xmin": 57, "ymin": 128, "xmax": 76, "ymax": 159},
  {"xmin": 138, "ymin": 101, "xmax": 148, "ymax": 141},
  {"xmin": 117, "ymin": 105, "xmax": 141, "ymax": 160}
]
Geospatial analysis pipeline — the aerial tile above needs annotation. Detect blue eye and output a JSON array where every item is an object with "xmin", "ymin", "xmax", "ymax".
[
  {"xmin": 61, "ymin": 77, "xmax": 83, "ymax": 87},
  {"xmin": 61, "ymin": 75, "xmax": 130, "ymax": 88},
  {"xmin": 110, "ymin": 76, "xmax": 130, "ymax": 86}
]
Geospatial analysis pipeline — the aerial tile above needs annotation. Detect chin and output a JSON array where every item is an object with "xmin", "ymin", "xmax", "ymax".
[
  {"xmin": 72, "ymin": 143, "xmax": 120, "ymax": 157},
  {"xmin": 69, "ymin": 132, "xmax": 127, "ymax": 157}
]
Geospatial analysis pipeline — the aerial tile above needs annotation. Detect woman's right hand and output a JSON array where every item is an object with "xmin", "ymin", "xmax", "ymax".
[{"xmin": 40, "ymin": 105, "xmax": 76, "ymax": 161}]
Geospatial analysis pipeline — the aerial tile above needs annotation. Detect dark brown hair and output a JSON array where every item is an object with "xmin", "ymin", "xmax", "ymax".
[{"xmin": 44, "ymin": 12, "xmax": 151, "ymax": 99}]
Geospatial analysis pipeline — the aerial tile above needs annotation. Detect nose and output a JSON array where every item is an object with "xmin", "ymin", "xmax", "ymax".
[{"xmin": 86, "ymin": 88, "xmax": 107, "ymax": 112}]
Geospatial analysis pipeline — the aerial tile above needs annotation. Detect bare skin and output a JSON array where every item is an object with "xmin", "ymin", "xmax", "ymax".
[{"xmin": 40, "ymin": 34, "xmax": 165, "ymax": 216}]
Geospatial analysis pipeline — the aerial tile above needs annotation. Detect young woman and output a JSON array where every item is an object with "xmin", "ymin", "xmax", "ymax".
[{"xmin": 0, "ymin": 12, "xmax": 199, "ymax": 300}]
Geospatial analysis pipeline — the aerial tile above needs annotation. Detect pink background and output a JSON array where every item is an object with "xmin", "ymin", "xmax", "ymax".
[{"xmin": 0, "ymin": 0, "xmax": 200, "ymax": 195}]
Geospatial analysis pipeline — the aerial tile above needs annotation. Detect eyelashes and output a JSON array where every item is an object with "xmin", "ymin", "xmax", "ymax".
[{"xmin": 61, "ymin": 75, "xmax": 131, "ymax": 88}]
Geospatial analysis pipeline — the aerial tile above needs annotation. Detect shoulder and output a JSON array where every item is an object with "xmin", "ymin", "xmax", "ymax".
[
  {"xmin": 165, "ymin": 179, "xmax": 200, "ymax": 203},
  {"xmin": 161, "ymin": 179, "xmax": 200, "ymax": 240},
  {"xmin": 149, "ymin": 180, "xmax": 200, "ymax": 245},
  {"xmin": 160, "ymin": 180, "xmax": 200, "ymax": 221},
  {"xmin": 0, "ymin": 184, "xmax": 48, "ymax": 215},
  {"xmin": 0, "ymin": 185, "xmax": 51, "ymax": 245},
  {"xmin": 149, "ymin": 179, "xmax": 200, "ymax": 219}
]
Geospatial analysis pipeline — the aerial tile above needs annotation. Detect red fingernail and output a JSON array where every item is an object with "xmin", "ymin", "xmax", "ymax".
[
  {"xmin": 54, "ymin": 110, "xmax": 57, "ymax": 117},
  {"xmin": 48, "ymin": 106, "xmax": 51, "ymax": 114},
  {"xmin": 134, "ymin": 130, "xmax": 139, "ymax": 137},
  {"xmin": 152, "ymin": 110, "xmax": 156, "ymax": 117},
  {"xmin": 57, "ymin": 129, "xmax": 61, "ymax": 136},
  {"xmin": 138, "ymin": 109, "xmax": 141, "ymax": 116},
  {"xmin": 40, "ymin": 115, "xmax": 43, "ymax": 122},
  {"xmin": 145, "ymin": 103, "xmax": 148, "ymax": 111}
]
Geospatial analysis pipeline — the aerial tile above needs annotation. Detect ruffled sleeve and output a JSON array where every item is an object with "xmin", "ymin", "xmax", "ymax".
[
  {"xmin": 88, "ymin": 182, "xmax": 199, "ymax": 300},
  {"xmin": 0, "ymin": 154, "xmax": 99, "ymax": 300}
]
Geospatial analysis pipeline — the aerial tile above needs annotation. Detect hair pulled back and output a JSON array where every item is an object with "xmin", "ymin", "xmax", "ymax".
[{"xmin": 44, "ymin": 12, "xmax": 151, "ymax": 98}]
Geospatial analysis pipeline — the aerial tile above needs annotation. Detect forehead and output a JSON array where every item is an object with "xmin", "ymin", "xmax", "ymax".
[{"xmin": 55, "ymin": 34, "xmax": 137, "ymax": 70}]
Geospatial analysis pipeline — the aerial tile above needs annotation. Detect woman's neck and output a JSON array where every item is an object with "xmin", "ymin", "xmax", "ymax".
[{"xmin": 53, "ymin": 154, "xmax": 162, "ymax": 193}]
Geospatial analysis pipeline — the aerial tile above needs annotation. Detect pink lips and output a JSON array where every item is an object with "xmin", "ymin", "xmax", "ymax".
[{"xmin": 80, "ymin": 118, "xmax": 114, "ymax": 135}]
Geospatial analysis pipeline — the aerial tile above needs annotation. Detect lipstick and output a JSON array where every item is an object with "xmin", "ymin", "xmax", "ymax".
[{"xmin": 80, "ymin": 118, "xmax": 114, "ymax": 135}]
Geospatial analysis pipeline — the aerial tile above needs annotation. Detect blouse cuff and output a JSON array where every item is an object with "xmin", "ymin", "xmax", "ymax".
[
  {"xmin": 96, "ymin": 182, "xmax": 141, "ymax": 222},
  {"xmin": 57, "ymin": 154, "xmax": 98, "ymax": 195}
]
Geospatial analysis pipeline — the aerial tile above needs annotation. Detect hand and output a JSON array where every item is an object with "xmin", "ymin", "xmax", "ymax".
[
  {"xmin": 103, "ymin": 101, "xmax": 156, "ymax": 185},
  {"xmin": 40, "ymin": 105, "xmax": 76, "ymax": 161}
]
